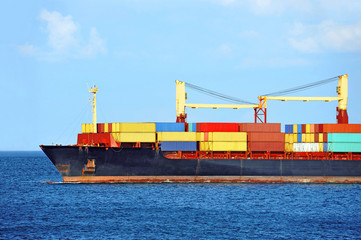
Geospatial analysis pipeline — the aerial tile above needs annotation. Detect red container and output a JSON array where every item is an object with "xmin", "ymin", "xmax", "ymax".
[
  {"xmin": 323, "ymin": 133, "xmax": 328, "ymax": 142},
  {"xmin": 248, "ymin": 141, "xmax": 285, "ymax": 152},
  {"xmin": 97, "ymin": 123, "xmax": 105, "ymax": 133},
  {"xmin": 197, "ymin": 123, "xmax": 239, "ymax": 132},
  {"xmin": 314, "ymin": 124, "xmax": 319, "ymax": 133},
  {"xmin": 319, "ymin": 124, "xmax": 323, "ymax": 133},
  {"xmin": 247, "ymin": 132, "xmax": 285, "ymax": 142},
  {"xmin": 108, "ymin": 123, "xmax": 112, "ymax": 132},
  {"xmin": 301, "ymin": 124, "xmax": 306, "ymax": 133},
  {"xmin": 323, "ymin": 124, "xmax": 361, "ymax": 133},
  {"xmin": 314, "ymin": 133, "xmax": 319, "ymax": 143},
  {"xmin": 239, "ymin": 123, "xmax": 281, "ymax": 132},
  {"xmin": 77, "ymin": 133, "xmax": 118, "ymax": 147}
]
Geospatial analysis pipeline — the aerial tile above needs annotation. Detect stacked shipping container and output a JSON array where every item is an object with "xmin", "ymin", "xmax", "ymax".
[
  {"xmin": 197, "ymin": 123, "xmax": 247, "ymax": 151},
  {"xmin": 81, "ymin": 122, "xmax": 361, "ymax": 153},
  {"xmin": 243, "ymin": 123, "xmax": 284, "ymax": 152},
  {"xmin": 157, "ymin": 123, "xmax": 197, "ymax": 151},
  {"xmin": 285, "ymin": 124, "xmax": 361, "ymax": 152}
]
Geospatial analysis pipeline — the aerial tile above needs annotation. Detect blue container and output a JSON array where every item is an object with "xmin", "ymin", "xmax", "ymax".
[
  {"xmin": 297, "ymin": 124, "xmax": 302, "ymax": 133},
  {"xmin": 289, "ymin": 125, "xmax": 293, "ymax": 134},
  {"xmin": 285, "ymin": 125, "xmax": 289, "ymax": 134},
  {"xmin": 297, "ymin": 133, "xmax": 302, "ymax": 143},
  {"xmin": 188, "ymin": 123, "xmax": 197, "ymax": 132},
  {"xmin": 156, "ymin": 123, "xmax": 185, "ymax": 132},
  {"xmin": 323, "ymin": 143, "xmax": 328, "ymax": 152},
  {"xmin": 160, "ymin": 141, "xmax": 197, "ymax": 151}
]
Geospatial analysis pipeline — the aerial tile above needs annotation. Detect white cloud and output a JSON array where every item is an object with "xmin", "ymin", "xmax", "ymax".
[
  {"xmin": 40, "ymin": 9, "xmax": 77, "ymax": 53},
  {"xmin": 82, "ymin": 28, "xmax": 107, "ymax": 57},
  {"xmin": 289, "ymin": 21, "xmax": 361, "ymax": 53},
  {"xmin": 18, "ymin": 9, "xmax": 106, "ymax": 60}
]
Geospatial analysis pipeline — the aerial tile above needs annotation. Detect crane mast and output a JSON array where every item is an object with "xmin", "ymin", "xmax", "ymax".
[{"xmin": 89, "ymin": 86, "xmax": 98, "ymax": 133}]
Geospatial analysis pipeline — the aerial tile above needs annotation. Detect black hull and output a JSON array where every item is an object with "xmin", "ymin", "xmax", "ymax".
[{"xmin": 41, "ymin": 146, "xmax": 361, "ymax": 183}]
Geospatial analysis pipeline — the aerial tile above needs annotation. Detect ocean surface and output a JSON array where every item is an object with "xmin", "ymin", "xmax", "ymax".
[{"xmin": 1, "ymin": 151, "xmax": 361, "ymax": 239}]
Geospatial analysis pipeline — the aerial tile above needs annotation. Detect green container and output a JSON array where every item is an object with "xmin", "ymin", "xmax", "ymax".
[
  {"xmin": 327, "ymin": 133, "xmax": 361, "ymax": 143},
  {"xmin": 327, "ymin": 142, "xmax": 361, "ymax": 152}
]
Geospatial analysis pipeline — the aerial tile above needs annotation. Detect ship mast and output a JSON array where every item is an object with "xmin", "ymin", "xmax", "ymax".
[{"xmin": 89, "ymin": 86, "xmax": 98, "ymax": 133}]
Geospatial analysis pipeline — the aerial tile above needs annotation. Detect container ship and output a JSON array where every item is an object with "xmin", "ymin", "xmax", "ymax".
[{"xmin": 41, "ymin": 74, "xmax": 361, "ymax": 183}]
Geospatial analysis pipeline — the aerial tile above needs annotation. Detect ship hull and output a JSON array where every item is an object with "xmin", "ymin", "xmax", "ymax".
[{"xmin": 41, "ymin": 146, "xmax": 361, "ymax": 183}]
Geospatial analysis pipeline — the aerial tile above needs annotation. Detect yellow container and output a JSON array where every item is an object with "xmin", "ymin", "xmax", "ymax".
[
  {"xmin": 104, "ymin": 123, "xmax": 109, "ymax": 133},
  {"xmin": 111, "ymin": 123, "xmax": 156, "ymax": 132},
  {"xmin": 157, "ymin": 132, "xmax": 197, "ymax": 142},
  {"xmin": 293, "ymin": 134, "xmax": 298, "ymax": 143},
  {"xmin": 199, "ymin": 142, "xmax": 212, "ymax": 151},
  {"xmin": 306, "ymin": 134, "xmax": 311, "ymax": 143},
  {"xmin": 319, "ymin": 143, "xmax": 323, "ymax": 152},
  {"xmin": 210, "ymin": 132, "xmax": 247, "ymax": 142},
  {"xmin": 111, "ymin": 132, "xmax": 156, "ymax": 142},
  {"xmin": 285, "ymin": 134, "xmax": 289, "ymax": 143},
  {"xmin": 83, "ymin": 123, "xmax": 94, "ymax": 133},
  {"xmin": 285, "ymin": 143, "xmax": 293, "ymax": 152},
  {"xmin": 306, "ymin": 124, "xmax": 311, "ymax": 133},
  {"xmin": 285, "ymin": 134, "xmax": 293, "ymax": 143},
  {"xmin": 82, "ymin": 124, "xmax": 86, "ymax": 133},
  {"xmin": 290, "ymin": 134, "xmax": 294, "ymax": 144},
  {"xmin": 197, "ymin": 132, "xmax": 204, "ymax": 141},
  {"xmin": 319, "ymin": 134, "xmax": 323, "ymax": 142},
  {"xmin": 213, "ymin": 142, "xmax": 247, "ymax": 151},
  {"xmin": 199, "ymin": 142, "xmax": 247, "ymax": 151},
  {"xmin": 293, "ymin": 124, "xmax": 298, "ymax": 134},
  {"xmin": 284, "ymin": 143, "xmax": 288, "ymax": 152},
  {"xmin": 302, "ymin": 134, "xmax": 306, "ymax": 143},
  {"xmin": 310, "ymin": 133, "xmax": 314, "ymax": 143}
]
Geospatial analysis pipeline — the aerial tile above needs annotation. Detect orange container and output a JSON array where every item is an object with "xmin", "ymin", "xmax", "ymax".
[
  {"xmin": 314, "ymin": 124, "xmax": 319, "ymax": 133},
  {"xmin": 239, "ymin": 123, "xmax": 281, "ymax": 132},
  {"xmin": 247, "ymin": 132, "xmax": 285, "ymax": 142},
  {"xmin": 322, "ymin": 124, "xmax": 361, "ymax": 133},
  {"xmin": 248, "ymin": 141, "xmax": 285, "ymax": 152},
  {"xmin": 310, "ymin": 124, "xmax": 315, "ymax": 133}
]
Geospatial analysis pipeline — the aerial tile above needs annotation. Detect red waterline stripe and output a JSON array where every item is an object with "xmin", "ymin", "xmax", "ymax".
[{"xmin": 63, "ymin": 176, "xmax": 361, "ymax": 184}]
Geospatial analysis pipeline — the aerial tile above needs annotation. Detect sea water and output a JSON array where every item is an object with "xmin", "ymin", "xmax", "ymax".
[{"xmin": 1, "ymin": 151, "xmax": 361, "ymax": 239}]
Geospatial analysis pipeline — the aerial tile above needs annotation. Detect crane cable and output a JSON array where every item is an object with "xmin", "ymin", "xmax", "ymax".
[
  {"xmin": 262, "ymin": 76, "xmax": 339, "ymax": 96},
  {"xmin": 184, "ymin": 82, "xmax": 257, "ymax": 105}
]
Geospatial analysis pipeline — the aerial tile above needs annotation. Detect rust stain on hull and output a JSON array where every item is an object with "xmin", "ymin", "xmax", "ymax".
[
  {"xmin": 55, "ymin": 164, "xmax": 69, "ymax": 173},
  {"xmin": 63, "ymin": 176, "xmax": 361, "ymax": 184}
]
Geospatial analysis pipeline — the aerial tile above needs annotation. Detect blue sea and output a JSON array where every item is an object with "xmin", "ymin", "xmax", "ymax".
[{"xmin": 1, "ymin": 152, "xmax": 361, "ymax": 239}]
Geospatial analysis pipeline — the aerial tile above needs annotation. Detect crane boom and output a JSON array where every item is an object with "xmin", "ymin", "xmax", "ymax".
[
  {"xmin": 255, "ymin": 74, "xmax": 348, "ymax": 124},
  {"xmin": 176, "ymin": 80, "xmax": 257, "ymax": 122}
]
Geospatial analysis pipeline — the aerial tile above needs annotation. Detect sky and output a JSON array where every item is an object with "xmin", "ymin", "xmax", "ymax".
[{"xmin": 1, "ymin": 0, "xmax": 361, "ymax": 150}]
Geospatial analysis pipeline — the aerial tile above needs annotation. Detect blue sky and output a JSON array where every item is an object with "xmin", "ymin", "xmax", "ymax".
[{"xmin": 2, "ymin": 0, "xmax": 361, "ymax": 150}]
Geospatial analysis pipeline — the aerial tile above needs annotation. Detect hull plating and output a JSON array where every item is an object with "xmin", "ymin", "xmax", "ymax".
[{"xmin": 41, "ymin": 146, "xmax": 361, "ymax": 183}]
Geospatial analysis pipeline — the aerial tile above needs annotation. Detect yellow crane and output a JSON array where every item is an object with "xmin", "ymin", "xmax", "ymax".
[
  {"xmin": 255, "ymin": 74, "xmax": 348, "ymax": 124},
  {"xmin": 175, "ymin": 80, "xmax": 258, "ymax": 122},
  {"xmin": 89, "ymin": 85, "xmax": 98, "ymax": 133}
]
